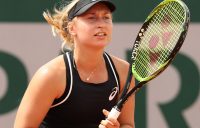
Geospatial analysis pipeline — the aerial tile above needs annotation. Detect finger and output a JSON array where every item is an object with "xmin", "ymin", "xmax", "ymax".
[
  {"xmin": 102, "ymin": 109, "xmax": 120, "ymax": 127},
  {"xmin": 98, "ymin": 124, "xmax": 106, "ymax": 128},
  {"xmin": 106, "ymin": 118, "xmax": 120, "ymax": 127},
  {"xmin": 100, "ymin": 120, "xmax": 114, "ymax": 127},
  {"xmin": 103, "ymin": 109, "xmax": 109, "ymax": 117}
]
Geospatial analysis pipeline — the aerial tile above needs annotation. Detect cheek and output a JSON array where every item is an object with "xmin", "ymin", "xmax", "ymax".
[
  {"xmin": 77, "ymin": 27, "xmax": 90, "ymax": 37},
  {"xmin": 76, "ymin": 22, "xmax": 91, "ymax": 34},
  {"xmin": 75, "ymin": 25, "xmax": 92, "ymax": 42},
  {"xmin": 108, "ymin": 24, "xmax": 113, "ymax": 40}
]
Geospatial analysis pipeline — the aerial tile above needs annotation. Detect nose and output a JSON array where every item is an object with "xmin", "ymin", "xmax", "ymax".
[
  {"xmin": 97, "ymin": 18, "xmax": 106, "ymax": 28},
  {"xmin": 97, "ymin": 20, "xmax": 105, "ymax": 28}
]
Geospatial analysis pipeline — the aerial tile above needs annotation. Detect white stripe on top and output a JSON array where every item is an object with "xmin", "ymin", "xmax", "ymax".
[
  {"xmin": 51, "ymin": 52, "xmax": 73, "ymax": 108},
  {"xmin": 51, "ymin": 52, "xmax": 120, "ymax": 107}
]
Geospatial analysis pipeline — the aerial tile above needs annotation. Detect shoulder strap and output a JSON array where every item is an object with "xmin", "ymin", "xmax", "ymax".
[
  {"xmin": 104, "ymin": 52, "xmax": 120, "ymax": 93},
  {"xmin": 51, "ymin": 52, "xmax": 73, "ymax": 108}
]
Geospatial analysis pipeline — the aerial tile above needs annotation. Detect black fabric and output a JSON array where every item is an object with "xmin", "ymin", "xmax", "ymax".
[
  {"xmin": 51, "ymin": 53, "xmax": 71, "ymax": 105},
  {"xmin": 68, "ymin": 0, "xmax": 116, "ymax": 20},
  {"xmin": 40, "ymin": 51, "xmax": 120, "ymax": 128}
]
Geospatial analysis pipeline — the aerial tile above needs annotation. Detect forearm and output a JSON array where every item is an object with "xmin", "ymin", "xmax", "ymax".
[{"xmin": 120, "ymin": 124, "xmax": 134, "ymax": 128}]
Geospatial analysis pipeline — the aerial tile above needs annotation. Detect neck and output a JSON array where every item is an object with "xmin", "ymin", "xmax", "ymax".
[
  {"xmin": 73, "ymin": 48, "xmax": 105, "ymax": 70},
  {"xmin": 72, "ymin": 49, "xmax": 106, "ymax": 82}
]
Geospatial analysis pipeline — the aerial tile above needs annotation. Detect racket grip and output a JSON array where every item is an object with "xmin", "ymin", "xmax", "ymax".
[{"xmin": 108, "ymin": 107, "xmax": 121, "ymax": 120}]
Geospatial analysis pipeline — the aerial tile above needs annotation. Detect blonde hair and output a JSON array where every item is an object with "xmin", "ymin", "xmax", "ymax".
[{"xmin": 43, "ymin": 0, "xmax": 79, "ymax": 50}]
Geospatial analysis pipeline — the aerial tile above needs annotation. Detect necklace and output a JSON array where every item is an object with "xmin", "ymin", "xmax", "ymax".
[
  {"xmin": 86, "ymin": 67, "xmax": 97, "ymax": 81},
  {"xmin": 73, "ymin": 57, "xmax": 101, "ymax": 81}
]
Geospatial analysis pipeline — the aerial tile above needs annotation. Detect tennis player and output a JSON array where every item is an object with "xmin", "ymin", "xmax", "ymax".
[{"xmin": 14, "ymin": 0, "xmax": 135, "ymax": 128}]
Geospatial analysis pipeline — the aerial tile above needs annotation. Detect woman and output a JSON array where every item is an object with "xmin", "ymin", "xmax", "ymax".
[{"xmin": 14, "ymin": 0, "xmax": 135, "ymax": 128}]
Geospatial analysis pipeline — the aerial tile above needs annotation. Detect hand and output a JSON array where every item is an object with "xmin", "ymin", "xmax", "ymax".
[{"xmin": 99, "ymin": 109, "xmax": 120, "ymax": 128}]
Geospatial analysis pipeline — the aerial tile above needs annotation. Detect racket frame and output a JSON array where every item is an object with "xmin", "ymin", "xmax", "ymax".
[{"xmin": 108, "ymin": 0, "xmax": 190, "ymax": 120}]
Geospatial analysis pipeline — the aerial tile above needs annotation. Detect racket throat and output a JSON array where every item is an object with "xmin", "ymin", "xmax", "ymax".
[{"xmin": 115, "ymin": 99, "xmax": 124, "ymax": 110}]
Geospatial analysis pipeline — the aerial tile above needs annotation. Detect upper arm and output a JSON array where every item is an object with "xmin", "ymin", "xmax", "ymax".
[{"xmin": 14, "ymin": 57, "xmax": 66, "ymax": 128}]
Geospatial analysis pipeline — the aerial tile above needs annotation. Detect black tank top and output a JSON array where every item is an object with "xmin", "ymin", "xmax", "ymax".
[{"xmin": 40, "ymin": 51, "xmax": 120, "ymax": 128}]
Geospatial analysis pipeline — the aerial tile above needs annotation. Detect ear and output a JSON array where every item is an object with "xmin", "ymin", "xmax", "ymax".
[{"xmin": 68, "ymin": 22, "xmax": 76, "ymax": 36}]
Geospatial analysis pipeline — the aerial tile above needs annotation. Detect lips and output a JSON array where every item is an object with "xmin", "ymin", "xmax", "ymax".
[{"xmin": 94, "ymin": 32, "xmax": 107, "ymax": 37}]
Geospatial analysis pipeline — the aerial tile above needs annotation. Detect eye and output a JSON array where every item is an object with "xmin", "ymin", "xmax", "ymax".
[
  {"xmin": 103, "ymin": 14, "xmax": 112, "ymax": 20},
  {"xmin": 86, "ymin": 14, "xmax": 96, "ymax": 19},
  {"xmin": 103, "ymin": 15, "xmax": 112, "ymax": 22},
  {"xmin": 88, "ymin": 16, "xmax": 96, "ymax": 19},
  {"xmin": 104, "ymin": 16, "xmax": 110, "ymax": 19}
]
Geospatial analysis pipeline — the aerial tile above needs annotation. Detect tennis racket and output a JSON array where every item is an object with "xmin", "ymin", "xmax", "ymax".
[{"xmin": 108, "ymin": 0, "xmax": 190, "ymax": 119}]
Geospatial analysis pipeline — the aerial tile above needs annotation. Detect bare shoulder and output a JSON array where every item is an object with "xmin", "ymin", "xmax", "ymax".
[
  {"xmin": 14, "ymin": 55, "xmax": 67, "ymax": 127},
  {"xmin": 31, "ymin": 55, "xmax": 66, "ymax": 98},
  {"xmin": 108, "ymin": 54, "xmax": 129, "ymax": 70},
  {"xmin": 40, "ymin": 55, "xmax": 65, "ymax": 80}
]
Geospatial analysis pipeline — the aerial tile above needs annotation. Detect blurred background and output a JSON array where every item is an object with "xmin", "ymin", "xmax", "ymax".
[{"xmin": 0, "ymin": 0, "xmax": 199, "ymax": 128}]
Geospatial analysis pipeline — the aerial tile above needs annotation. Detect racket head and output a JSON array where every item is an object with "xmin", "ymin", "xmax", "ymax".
[{"xmin": 131, "ymin": 0, "xmax": 190, "ymax": 83}]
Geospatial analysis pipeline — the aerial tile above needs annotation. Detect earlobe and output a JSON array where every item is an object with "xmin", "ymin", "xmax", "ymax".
[{"xmin": 68, "ymin": 23, "xmax": 76, "ymax": 36}]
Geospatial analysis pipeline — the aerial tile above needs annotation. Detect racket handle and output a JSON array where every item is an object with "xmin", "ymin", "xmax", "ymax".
[{"xmin": 108, "ymin": 107, "xmax": 121, "ymax": 120}]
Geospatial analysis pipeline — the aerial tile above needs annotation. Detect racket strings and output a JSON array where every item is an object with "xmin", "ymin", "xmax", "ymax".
[
  {"xmin": 147, "ymin": 2, "xmax": 184, "ymax": 49},
  {"xmin": 134, "ymin": 1, "xmax": 186, "ymax": 79}
]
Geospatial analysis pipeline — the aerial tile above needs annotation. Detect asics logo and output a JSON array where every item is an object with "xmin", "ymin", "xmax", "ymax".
[{"xmin": 109, "ymin": 87, "xmax": 119, "ymax": 101}]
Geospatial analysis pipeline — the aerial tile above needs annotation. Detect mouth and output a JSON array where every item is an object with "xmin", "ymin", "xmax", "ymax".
[{"xmin": 94, "ymin": 32, "xmax": 107, "ymax": 37}]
